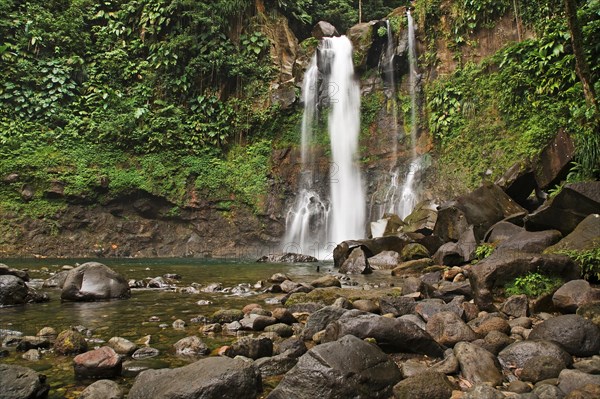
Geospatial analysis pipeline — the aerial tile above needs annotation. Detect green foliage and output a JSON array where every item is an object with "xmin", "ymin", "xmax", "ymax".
[
  {"xmin": 505, "ymin": 272, "xmax": 563, "ymax": 297},
  {"xmin": 377, "ymin": 26, "xmax": 388, "ymax": 38},
  {"xmin": 556, "ymin": 247, "xmax": 600, "ymax": 282},
  {"xmin": 474, "ymin": 243, "xmax": 495, "ymax": 260}
]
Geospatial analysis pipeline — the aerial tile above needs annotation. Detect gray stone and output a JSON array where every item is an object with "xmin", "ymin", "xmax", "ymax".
[
  {"xmin": 173, "ymin": 336, "xmax": 209, "ymax": 356},
  {"xmin": 128, "ymin": 356, "xmax": 261, "ymax": 399},
  {"xmin": 430, "ymin": 349, "xmax": 460, "ymax": 374},
  {"xmin": 0, "ymin": 364, "xmax": 50, "ymax": 399},
  {"xmin": 552, "ymin": 280, "xmax": 600, "ymax": 313},
  {"xmin": 78, "ymin": 379, "xmax": 124, "ymax": 399},
  {"xmin": 340, "ymin": 247, "xmax": 372, "ymax": 274},
  {"xmin": 267, "ymin": 335, "xmax": 401, "ymax": 399},
  {"xmin": 454, "ymin": 341, "xmax": 503, "ymax": 386},
  {"xmin": 0, "ymin": 275, "xmax": 29, "ymax": 306},
  {"xmin": 573, "ymin": 356, "xmax": 600, "ymax": 374},
  {"xmin": 73, "ymin": 346, "xmax": 122, "ymax": 379},
  {"xmin": 392, "ymin": 371, "xmax": 454, "ymax": 399},
  {"xmin": 521, "ymin": 355, "xmax": 569, "ymax": 383},
  {"xmin": 532, "ymin": 384, "xmax": 566, "ymax": 399},
  {"xmin": 301, "ymin": 305, "xmax": 348, "ymax": 340},
  {"xmin": 255, "ymin": 353, "xmax": 297, "ymax": 377},
  {"xmin": 368, "ymin": 251, "xmax": 400, "ymax": 270},
  {"xmin": 107, "ymin": 337, "xmax": 137, "ymax": 355},
  {"xmin": 496, "ymin": 229, "xmax": 562, "ymax": 253},
  {"xmin": 502, "ymin": 294, "xmax": 529, "ymax": 318},
  {"xmin": 310, "ymin": 275, "xmax": 341, "ymax": 288},
  {"xmin": 557, "ymin": 369, "xmax": 600, "ymax": 395},
  {"xmin": 311, "ymin": 21, "xmax": 339, "ymax": 39},
  {"xmin": 132, "ymin": 347, "xmax": 159, "ymax": 360},
  {"xmin": 61, "ymin": 262, "xmax": 130, "ymax": 301},
  {"xmin": 545, "ymin": 213, "xmax": 600, "ymax": 253},
  {"xmin": 352, "ymin": 299, "xmax": 379, "ymax": 313},
  {"xmin": 379, "ymin": 296, "xmax": 416, "ymax": 316},
  {"xmin": 498, "ymin": 340, "xmax": 573, "ymax": 369},
  {"xmin": 224, "ymin": 336, "xmax": 272, "ymax": 360},
  {"xmin": 529, "ymin": 314, "xmax": 600, "ymax": 356},
  {"xmin": 463, "ymin": 384, "xmax": 505, "ymax": 399},
  {"xmin": 426, "ymin": 311, "xmax": 478, "ymax": 347},
  {"xmin": 264, "ymin": 323, "xmax": 293, "ymax": 337}
]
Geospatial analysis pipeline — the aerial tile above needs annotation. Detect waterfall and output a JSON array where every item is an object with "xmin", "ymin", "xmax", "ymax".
[
  {"xmin": 324, "ymin": 36, "xmax": 366, "ymax": 245},
  {"xmin": 396, "ymin": 9, "xmax": 420, "ymax": 219},
  {"xmin": 283, "ymin": 36, "xmax": 365, "ymax": 257}
]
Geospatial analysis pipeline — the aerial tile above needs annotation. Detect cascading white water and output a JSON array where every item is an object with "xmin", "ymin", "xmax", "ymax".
[
  {"xmin": 396, "ymin": 9, "xmax": 421, "ymax": 219},
  {"xmin": 325, "ymin": 36, "xmax": 366, "ymax": 244}
]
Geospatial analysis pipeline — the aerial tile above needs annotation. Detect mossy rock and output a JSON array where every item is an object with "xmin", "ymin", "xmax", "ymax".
[
  {"xmin": 285, "ymin": 288, "xmax": 344, "ymax": 307},
  {"xmin": 211, "ymin": 309, "xmax": 244, "ymax": 323},
  {"xmin": 53, "ymin": 330, "xmax": 88, "ymax": 355},
  {"xmin": 400, "ymin": 243, "xmax": 430, "ymax": 261}
]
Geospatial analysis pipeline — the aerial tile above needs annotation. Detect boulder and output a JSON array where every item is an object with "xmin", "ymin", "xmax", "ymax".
[
  {"xmin": 467, "ymin": 314, "xmax": 511, "ymax": 337},
  {"xmin": 255, "ymin": 352, "xmax": 297, "ymax": 377},
  {"xmin": 400, "ymin": 243, "xmax": 430, "ymax": 261},
  {"xmin": 61, "ymin": 262, "xmax": 130, "ymax": 301},
  {"xmin": 520, "ymin": 355, "xmax": 568, "ymax": 383},
  {"xmin": 463, "ymin": 384, "xmax": 505, "ymax": 399},
  {"xmin": 322, "ymin": 310, "xmax": 445, "ymax": 358},
  {"xmin": 495, "ymin": 229, "xmax": 563, "ymax": 253},
  {"xmin": 257, "ymin": 253, "xmax": 318, "ymax": 263},
  {"xmin": 346, "ymin": 21, "xmax": 377, "ymax": 71},
  {"xmin": 128, "ymin": 356, "xmax": 261, "ymax": 399},
  {"xmin": 352, "ymin": 299, "xmax": 379, "ymax": 313},
  {"xmin": 557, "ymin": 369, "xmax": 600, "ymax": 395},
  {"xmin": 0, "ymin": 264, "xmax": 29, "ymax": 281},
  {"xmin": 393, "ymin": 371, "xmax": 454, "ymax": 399},
  {"xmin": 468, "ymin": 251, "xmax": 578, "ymax": 311},
  {"xmin": 379, "ymin": 296, "xmax": 416, "ymax": 317},
  {"xmin": 432, "ymin": 226, "xmax": 477, "ymax": 265},
  {"xmin": 131, "ymin": 347, "xmax": 159, "ymax": 360},
  {"xmin": 43, "ymin": 270, "xmax": 69, "ymax": 288},
  {"xmin": 339, "ymin": 247, "xmax": 372, "ymax": 274},
  {"xmin": 333, "ymin": 236, "xmax": 408, "ymax": 268},
  {"xmin": 553, "ymin": 279, "xmax": 600, "ymax": 313},
  {"xmin": 454, "ymin": 341, "xmax": 503, "ymax": 386},
  {"xmin": 370, "ymin": 214, "xmax": 405, "ymax": 238},
  {"xmin": 267, "ymin": 335, "xmax": 401, "ymax": 399},
  {"xmin": 212, "ymin": 309, "xmax": 244, "ymax": 323},
  {"xmin": 78, "ymin": 379, "xmax": 124, "ymax": 399},
  {"xmin": 534, "ymin": 129, "xmax": 575, "ymax": 189},
  {"xmin": 301, "ymin": 305, "xmax": 348, "ymax": 340},
  {"xmin": 73, "ymin": 346, "xmax": 122, "ymax": 379},
  {"xmin": 311, "ymin": 21, "xmax": 339, "ymax": 40},
  {"xmin": 391, "ymin": 258, "xmax": 434, "ymax": 276},
  {"xmin": 368, "ymin": 251, "xmax": 400, "ymax": 270},
  {"xmin": 107, "ymin": 337, "xmax": 137, "ymax": 356},
  {"xmin": 224, "ymin": 336, "xmax": 273, "ymax": 360},
  {"xmin": 502, "ymin": 294, "xmax": 529, "ymax": 317},
  {"xmin": 433, "ymin": 182, "xmax": 526, "ymax": 243},
  {"xmin": 498, "ymin": 340, "xmax": 573, "ymax": 369},
  {"xmin": 495, "ymin": 161, "xmax": 537, "ymax": 209},
  {"xmin": 426, "ymin": 311, "xmax": 478, "ymax": 347},
  {"xmin": 0, "ymin": 364, "xmax": 50, "ymax": 399},
  {"xmin": 545, "ymin": 213, "xmax": 600, "ymax": 253},
  {"xmin": 173, "ymin": 336, "xmax": 210, "ymax": 356},
  {"xmin": 525, "ymin": 182, "xmax": 600, "ymax": 235},
  {"xmin": 54, "ymin": 330, "xmax": 88, "ymax": 355},
  {"xmin": 402, "ymin": 200, "xmax": 438, "ymax": 235},
  {"xmin": 485, "ymin": 221, "xmax": 525, "ymax": 244},
  {"xmin": 528, "ymin": 314, "xmax": 600, "ymax": 357},
  {"xmin": 0, "ymin": 275, "xmax": 29, "ymax": 306},
  {"xmin": 310, "ymin": 275, "xmax": 341, "ymax": 288},
  {"xmin": 577, "ymin": 302, "xmax": 600, "ymax": 328}
]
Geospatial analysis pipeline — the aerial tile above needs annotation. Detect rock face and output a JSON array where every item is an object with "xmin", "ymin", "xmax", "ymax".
[
  {"xmin": 128, "ymin": 356, "xmax": 261, "ymax": 399},
  {"xmin": 0, "ymin": 364, "xmax": 50, "ymax": 399},
  {"xmin": 528, "ymin": 314, "xmax": 600, "ymax": 357},
  {"xmin": 322, "ymin": 310, "xmax": 445, "ymax": 358},
  {"xmin": 61, "ymin": 262, "xmax": 130, "ymax": 301},
  {"xmin": 0, "ymin": 275, "xmax": 29, "ymax": 306},
  {"xmin": 73, "ymin": 346, "xmax": 122, "ymax": 379},
  {"xmin": 267, "ymin": 334, "xmax": 401, "ymax": 399}
]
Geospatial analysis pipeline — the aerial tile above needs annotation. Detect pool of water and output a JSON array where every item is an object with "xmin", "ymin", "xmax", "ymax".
[{"xmin": 0, "ymin": 258, "xmax": 391, "ymax": 398}]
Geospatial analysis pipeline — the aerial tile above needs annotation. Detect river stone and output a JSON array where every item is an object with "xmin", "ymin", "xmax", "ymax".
[
  {"xmin": 107, "ymin": 337, "xmax": 137, "ymax": 355},
  {"xmin": 310, "ymin": 275, "xmax": 341, "ymax": 288},
  {"xmin": 520, "ymin": 355, "xmax": 568, "ymax": 383},
  {"xmin": 22, "ymin": 349, "xmax": 41, "ymax": 361},
  {"xmin": 468, "ymin": 251, "xmax": 578, "ymax": 311},
  {"xmin": 264, "ymin": 323, "xmax": 293, "ymax": 337},
  {"xmin": 0, "ymin": 275, "xmax": 29, "ymax": 306},
  {"xmin": 300, "ymin": 305, "xmax": 348, "ymax": 339},
  {"xmin": 212, "ymin": 308, "xmax": 244, "ymax": 323},
  {"xmin": 414, "ymin": 298, "xmax": 448, "ymax": 321},
  {"xmin": 255, "ymin": 352, "xmax": 297, "ymax": 377},
  {"xmin": 566, "ymin": 384, "xmax": 600, "ymax": 399},
  {"xmin": 271, "ymin": 307, "xmax": 296, "ymax": 324},
  {"xmin": 502, "ymin": 294, "xmax": 529, "ymax": 317},
  {"xmin": 121, "ymin": 358, "xmax": 170, "ymax": 378},
  {"xmin": 352, "ymin": 299, "xmax": 379, "ymax": 313},
  {"xmin": 454, "ymin": 341, "xmax": 503, "ymax": 386},
  {"xmin": 340, "ymin": 247, "xmax": 372, "ymax": 274},
  {"xmin": 426, "ymin": 311, "xmax": 478, "ymax": 347},
  {"xmin": 128, "ymin": 356, "xmax": 261, "ymax": 399},
  {"xmin": 368, "ymin": 251, "xmax": 400, "ymax": 270},
  {"xmin": 528, "ymin": 314, "xmax": 600, "ymax": 356},
  {"xmin": 132, "ymin": 347, "xmax": 159, "ymax": 359},
  {"xmin": 463, "ymin": 384, "xmax": 505, "ymax": 399},
  {"xmin": 54, "ymin": 330, "xmax": 88, "ymax": 355},
  {"xmin": 224, "ymin": 336, "xmax": 272, "ymax": 360},
  {"xmin": 557, "ymin": 369, "xmax": 600, "ymax": 395},
  {"xmin": 16, "ymin": 336, "xmax": 51, "ymax": 352},
  {"xmin": 322, "ymin": 310, "xmax": 445, "ymax": 358},
  {"xmin": 173, "ymin": 336, "xmax": 209, "ymax": 356},
  {"xmin": 498, "ymin": 340, "xmax": 573, "ymax": 369},
  {"xmin": 0, "ymin": 264, "xmax": 29, "ymax": 280},
  {"xmin": 553, "ymin": 280, "xmax": 600, "ymax": 313},
  {"xmin": 73, "ymin": 346, "xmax": 122, "ymax": 379},
  {"xmin": 532, "ymin": 384, "xmax": 566, "ymax": 399},
  {"xmin": 36, "ymin": 327, "xmax": 57, "ymax": 340},
  {"xmin": 468, "ymin": 314, "xmax": 511, "ymax": 337},
  {"xmin": 267, "ymin": 334, "xmax": 401, "ymax": 399},
  {"xmin": 0, "ymin": 364, "xmax": 50, "ymax": 399},
  {"xmin": 573, "ymin": 357, "xmax": 600, "ymax": 374},
  {"xmin": 379, "ymin": 296, "xmax": 416, "ymax": 316},
  {"xmin": 393, "ymin": 371, "xmax": 455, "ymax": 399},
  {"xmin": 79, "ymin": 379, "xmax": 124, "ymax": 399},
  {"xmin": 430, "ymin": 349, "xmax": 460, "ymax": 374},
  {"xmin": 61, "ymin": 262, "xmax": 130, "ymax": 301}
]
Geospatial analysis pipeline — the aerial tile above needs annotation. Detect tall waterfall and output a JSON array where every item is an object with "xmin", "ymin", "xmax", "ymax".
[
  {"xmin": 325, "ymin": 36, "xmax": 366, "ymax": 244},
  {"xmin": 396, "ymin": 9, "xmax": 420, "ymax": 219},
  {"xmin": 283, "ymin": 36, "xmax": 365, "ymax": 257}
]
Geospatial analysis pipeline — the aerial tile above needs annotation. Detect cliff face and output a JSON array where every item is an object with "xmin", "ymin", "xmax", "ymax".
[{"xmin": 0, "ymin": 5, "xmax": 535, "ymax": 258}]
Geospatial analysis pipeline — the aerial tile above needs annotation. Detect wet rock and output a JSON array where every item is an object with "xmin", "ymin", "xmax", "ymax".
[
  {"xmin": 16, "ymin": 336, "xmax": 51, "ymax": 352},
  {"xmin": 426, "ymin": 311, "xmax": 478, "ymax": 347},
  {"xmin": 79, "ymin": 379, "xmax": 124, "ymax": 399},
  {"xmin": 520, "ymin": 355, "xmax": 568, "ymax": 383},
  {"xmin": 128, "ymin": 356, "xmax": 261, "ymax": 399},
  {"xmin": 498, "ymin": 340, "xmax": 572, "ymax": 370},
  {"xmin": 414, "ymin": 298, "xmax": 448, "ymax": 321},
  {"xmin": 552, "ymin": 280, "xmax": 600, "ymax": 313},
  {"xmin": 121, "ymin": 358, "xmax": 169, "ymax": 378},
  {"xmin": 147, "ymin": 276, "xmax": 169, "ymax": 288},
  {"xmin": 54, "ymin": 330, "xmax": 88, "ymax": 355},
  {"xmin": 107, "ymin": 337, "xmax": 137, "ymax": 356},
  {"xmin": 322, "ymin": 310, "xmax": 445, "ymax": 358},
  {"xmin": 201, "ymin": 282, "xmax": 223, "ymax": 292},
  {"xmin": 212, "ymin": 309, "xmax": 244, "ymax": 323},
  {"xmin": 393, "ymin": 370, "xmax": 454, "ymax": 399},
  {"xmin": 310, "ymin": 275, "xmax": 341, "ymax": 288},
  {"xmin": 368, "ymin": 251, "xmax": 400, "ymax": 270},
  {"xmin": 61, "ymin": 262, "xmax": 130, "ymax": 301},
  {"xmin": 0, "ymin": 364, "xmax": 50, "ymax": 399},
  {"xmin": 454, "ymin": 341, "xmax": 503, "ymax": 386},
  {"xmin": 469, "ymin": 251, "xmax": 578, "ymax": 311},
  {"xmin": 73, "ymin": 346, "xmax": 122, "ymax": 379},
  {"xmin": 42, "ymin": 270, "xmax": 69, "ymax": 288},
  {"xmin": 268, "ymin": 273, "xmax": 289, "ymax": 283},
  {"xmin": 557, "ymin": 369, "xmax": 600, "ymax": 395},
  {"xmin": 274, "ymin": 337, "xmax": 307, "ymax": 358},
  {"xmin": 172, "ymin": 319, "xmax": 186, "ymax": 329},
  {"xmin": 271, "ymin": 307, "xmax": 296, "ymax": 325},
  {"xmin": 0, "ymin": 275, "xmax": 29, "ymax": 306},
  {"xmin": 22, "ymin": 349, "xmax": 41, "ymax": 361},
  {"xmin": 173, "ymin": 336, "xmax": 209, "ymax": 356},
  {"xmin": 311, "ymin": 21, "xmax": 339, "ymax": 39},
  {"xmin": 36, "ymin": 327, "xmax": 57, "ymax": 340},
  {"xmin": 257, "ymin": 253, "xmax": 318, "ymax": 263},
  {"xmin": 529, "ymin": 314, "xmax": 600, "ymax": 357},
  {"xmin": 280, "ymin": 279, "xmax": 302, "ymax": 293},
  {"xmin": 525, "ymin": 182, "xmax": 600, "ymax": 235},
  {"xmin": 267, "ymin": 334, "xmax": 401, "ymax": 399},
  {"xmin": 379, "ymin": 296, "xmax": 416, "ymax": 316},
  {"xmin": 340, "ymin": 247, "xmax": 372, "ymax": 274},
  {"xmin": 132, "ymin": 347, "xmax": 159, "ymax": 360},
  {"xmin": 0, "ymin": 263, "xmax": 29, "ymax": 281},
  {"xmin": 224, "ymin": 336, "xmax": 272, "ymax": 360}
]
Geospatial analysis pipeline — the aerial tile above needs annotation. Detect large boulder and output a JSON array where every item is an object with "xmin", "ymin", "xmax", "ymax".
[
  {"xmin": 312, "ymin": 21, "xmax": 339, "ymax": 40},
  {"xmin": 267, "ymin": 334, "xmax": 401, "ymax": 399},
  {"xmin": 402, "ymin": 200, "xmax": 438, "ymax": 235},
  {"xmin": 128, "ymin": 356, "xmax": 261, "ymax": 399},
  {"xmin": 368, "ymin": 250, "xmax": 400, "ymax": 270},
  {"xmin": 528, "ymin": 314, "xmax": 600, "ymax": 357},
  {"xmin": 339, "ymin": 247, "xmax": 372, "ymax": 274},
  {"xmin": 433, "ymin": 182, "xmax": 526, "ymax": 243},
  {"xmin": 498, "ymin": 340, "xmax": 573, "ymax": 370},
  {"xmin": 61, "ymin": 262, "xmax": 130, "ymax": 301},
  {"xmin": 495, "ymin": 161, "xmax": 537, "ymax": 209},
  {"xmin": 468, "ymin": 250, "xmax": 578, "ymax": 311},
  {"xmin": 432, "ymin": 226, "xmax": 477, "ymax": 265},
  {"xmin": 0, "ymin": 364, "xmax": 50, "ymax": 399},
  {"xmin": 301, "ymin": 305, "xmax": 348, "ymax": 340},
  {"xmin": 454, "ymin": 342, "xmax": 503, "ymax": 387},
  {"xmin": 545, "ymin": 213, "xmax": 600, "ymax": 253},
  {"xmin": 552, "ymin": 279, "xmax": 600, "ymax": 313},
  {"xmin": 495, "ymin": 229, "xmax": 562, "ymax": 253},
  {"xmin": 322, "ymin": 310, "xmax": 445, "ymax": 358},
  {"xmin": 533, "ymin": 128, "xmax": 575, "ymax": 189},
  {"xmin": 333, "ymin": 236, "xmax": 409, "ymax": 268},
  {"xmin": 346, "ymin": 21, "xmax": 378, "ymax": 71},
  {"xmin": 525, "ymin": 182, "xmax": 600, "ymax": 235},
  {"xmin": 0, "ymin": 263, "xmax": 29, "ymax": 281},
  {"xmin": 0, "ymin": 275, "xmax": 29, "ymax": 306}
]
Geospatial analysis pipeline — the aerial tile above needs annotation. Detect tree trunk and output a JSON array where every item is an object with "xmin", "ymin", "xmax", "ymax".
[{"xmin": 564, "ymin": 0, "xmax": 598, "ymax": 112}]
